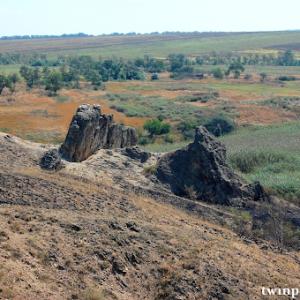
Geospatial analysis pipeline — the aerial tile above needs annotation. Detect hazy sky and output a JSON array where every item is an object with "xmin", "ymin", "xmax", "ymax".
[{"xmin": 1, "ymin": 0, "xmax": 299, "ymax": 36}]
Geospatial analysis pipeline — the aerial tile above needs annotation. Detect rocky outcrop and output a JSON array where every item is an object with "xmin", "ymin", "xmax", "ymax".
[
  {"xmin": 156, "ymin": 126, "xmax": 269, "ymax": 206},
  {"xmin": 60, "ymin": 104, "xmax": 137, "ymax": 162},
  {"xmin": 121, "ymin": 146, "xmax": 151, "ymax": 163},
  {"xmin": 40, "ymin": 149, "xmax": 64, "ymax": 171}
]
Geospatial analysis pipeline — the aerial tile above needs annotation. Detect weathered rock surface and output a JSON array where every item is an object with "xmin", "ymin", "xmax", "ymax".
[
  {"xmin": 121, "ymin": 146, "xmax": 151, "ymax": 163},
  {"xmin": 60, "ymin": 104, "xmax": 138, "ymax": 162},
  {"xmin": 40, "ymin": 149, "xmax": 64, "ymax": 171},
  {"xmin": 156, "ymin": 126, "xmax": 269, "ymax": 206}
]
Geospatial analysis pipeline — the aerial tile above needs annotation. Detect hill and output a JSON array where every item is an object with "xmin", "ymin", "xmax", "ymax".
[{"xmin": 0, "ymin": 131, "xmax": 300, "ymax": 300}]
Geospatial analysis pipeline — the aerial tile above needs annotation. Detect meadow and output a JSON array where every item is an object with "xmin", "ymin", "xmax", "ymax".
[{"xmin": 1, "ymin": 31, "xmax": 300, "ymax": 203}]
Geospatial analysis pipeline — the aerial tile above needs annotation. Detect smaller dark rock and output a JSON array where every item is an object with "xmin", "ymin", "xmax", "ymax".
[
  {"xmin": 112, "ymin": 257, "xmax": 127, "ymax": 275},
  {"xmin": 126, "ymin": 221, "xmax": 140, "ymax": 232},
  {"xmin": 121, "ymin": 146, "xmax": 151, "ymax": 163},
  {"xmin": 69, "ymin": 224, "xmax": 82, "ymax": 232},
  {"xmin": 40, "ymin": 149, "xmax": 63, "ymax": 171},
  {"xmin": 109, "ymin": 221, "xmax": 124, "ymax": 231}
]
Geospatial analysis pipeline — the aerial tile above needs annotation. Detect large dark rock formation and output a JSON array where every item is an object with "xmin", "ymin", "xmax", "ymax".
[
  {"xmin": 60, "ymin": 104, "xmax": 137, "ymax": 162},
  {"xmin": 156, "ymin": 126, "xmax": 268, "ymax": 206}
]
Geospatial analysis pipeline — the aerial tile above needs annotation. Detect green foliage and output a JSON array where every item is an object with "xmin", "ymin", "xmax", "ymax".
[
  {"xmin": 212, "ymin": 67, "xmax": 224, "ymax": 79},
  {"xmin": 0, "ymin": 73, "xmax": 18, "ymax": 93},
  {"xmin": 168, "ymin": 53, "xmax": 194, "ymax": 78},
  {"xmin": 278, "ymin": 50, "xmax": 296, "ymax": 66},
  {"xmin": 44, "ymin": 71, "xmax": 63, "ymax": 95},
  {"xmin": 204, "ymin": 116, "xmax": 235, "ymax": 137},
  {"xmin": 227, "ymin": 61, "xmax": 245, "ymax": 78},
  {"xmin": 151, "ymin": 73, "xmax": 159, "ymax": 80},
  {"xmin": 20, "ymin": 65, "xmax": 40, "ymax": 88},
  {"xmin": 277, "ymin": 75, "xmax": 296, "ymax": 81},
  {"xmin": 144, "ymin": 119, "xmax": 171, "ymax": 137},
  {"xmin": 229, "ymin": 150, "xmax": 291, "ymax": 173},
  {"xmin": 222, "ymin": 123, "xmax": 300, "ymax": 204}
]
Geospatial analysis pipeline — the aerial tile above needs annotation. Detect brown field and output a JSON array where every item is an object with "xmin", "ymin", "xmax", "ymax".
[{"xmin": 1, "ymin": 74, "xmax": 300, "ymax": 143}]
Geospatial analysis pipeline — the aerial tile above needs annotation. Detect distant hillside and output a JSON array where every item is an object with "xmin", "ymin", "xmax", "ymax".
[{"xmin": 1, "ymin": 31, "xmax": 300, "ymax": 59}]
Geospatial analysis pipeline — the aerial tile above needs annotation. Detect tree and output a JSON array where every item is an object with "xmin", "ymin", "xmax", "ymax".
[
  {"xmin": 143, "ymin": 119, "xmax": 171, "ymax": 137},
  {"xmin": 20, "ymin": 66, "xmax": 40, "ymax": 88},
  {"xmin": 212, "ymin": 68, "xmax": 224, "ymax": 79},
  {"xmin": 278, "ymin": 50, "xmax": 296, "ymax": 66},
  {"xmin": 151, "ymin": 73, "xmax": 159, "ymax": 80},
  {"xmin": 44, "ymin": 71, "xmax": 62, "ymax": 95},
  {"xmin": 227, "ymin": 61, "xmax": 245, "ymax": 78},
  {"xmin": 204, "ymin": 116, "xmax": 235, "ymax": 137},
  {"xmin": 260, "ymin": 72, "xmax": 267, "ymax": 83}
]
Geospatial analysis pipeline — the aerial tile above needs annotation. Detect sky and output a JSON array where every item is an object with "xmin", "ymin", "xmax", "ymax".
[{"xmin": 0, "ymin": 0, "xmax": 299, "ymax": 36}]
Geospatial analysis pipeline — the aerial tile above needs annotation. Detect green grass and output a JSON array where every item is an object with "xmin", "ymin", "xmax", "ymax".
[
  {"xmin": 221, "ymin": 122, "xmax": 300, "ymax": 204},
  {"xmin": 105, "ymin": 93, "xmax": 205, "ymax": 121},
  {"xmin": 0, "ymin": 64, "xmax": 21, "ymax": 75},
  {"xmin": 142, "ymin": 140, "xmax": 191, "ymax": 153},
  {"xmin": 36, "ymin": 31, "xmax": 300, "ymax": 59}
]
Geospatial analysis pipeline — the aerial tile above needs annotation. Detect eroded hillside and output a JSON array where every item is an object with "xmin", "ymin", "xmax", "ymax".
[{"xmin": 0, "ymin": 132, "xmax": 300, "ymax": 300}]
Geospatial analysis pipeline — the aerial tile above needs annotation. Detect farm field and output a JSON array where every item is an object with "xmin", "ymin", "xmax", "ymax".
[{"xmin": 1, "ymin": 31, "xmax": 300, "ymax": 59}]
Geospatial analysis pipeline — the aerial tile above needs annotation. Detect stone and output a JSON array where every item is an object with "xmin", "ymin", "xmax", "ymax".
[
  {"xmin": 156, "ymin": 126, "xmax": 269, "ymax": 206},
  {"xmin": 121, "ymin": 146, "xmax": 151, "ymax": 163},
  {"xmin": 60, "ymin": 104, "xmax": 137, "ymax": 162},
  {"xmin": 40, "ymin": 149, "xmax": 64, "ymax": 171}
]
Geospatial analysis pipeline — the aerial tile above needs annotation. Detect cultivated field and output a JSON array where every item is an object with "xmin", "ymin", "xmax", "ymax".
[{"xmin": 1, "ymin": 31, "xmax": 300, "ymax": 59}]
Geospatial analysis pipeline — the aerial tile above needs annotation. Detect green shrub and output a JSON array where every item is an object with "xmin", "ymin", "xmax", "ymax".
[
  {"xmin": 144, "ymin": 119, "xmax": 171, "ymax": 137},
  {"xmin": 278, "ymin": 75, "xmax": 296, "ymax": 81},
  {"xmin": 204, "ymin": 116, "xmax": 235, "ymax": 137},
  {"xmin": 212, "ymin": 68, "xmax": 224, "ymax": 79}
]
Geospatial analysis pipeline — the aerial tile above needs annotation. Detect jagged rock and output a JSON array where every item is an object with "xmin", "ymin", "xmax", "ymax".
[
  {"xmin": 121, "ymin": 146, "xmax": 151, "ymax": 163},
  {"xmin": 156, "ymin": 126, "xmax": 269, "ymax": 206},
  {"xmin": 40, "ymin": 149, "xmax": 63, "ymax": 171},
  {"xmin": 60, "ymin": 104, "xmax": 137, "ymax": 162}
]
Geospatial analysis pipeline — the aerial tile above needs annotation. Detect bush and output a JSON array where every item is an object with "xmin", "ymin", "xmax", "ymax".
[
  {"xmin": 144, "ymin": 119, "xmax": 171, "ymax": 137},
  {"xmin": 151, "ymin": 73, "xmax": 159, "ymax": 80},
  {"xmin": 277, "ymin": 75, "xmax": 296, "ymax": 81},
  {"xmin": 204, "ymin": 116, "xmax": 235, "ymax": 137},
  {"xmin": 212, "ymin": 68, "xmax": 224, "ymax": 79}
]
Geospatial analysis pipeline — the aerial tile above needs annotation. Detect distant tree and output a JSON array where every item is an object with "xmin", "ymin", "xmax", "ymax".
[
  {"xmin": 278, "ymin": 50, "xmax": 296, "ymax": 66},
  {"xmin": 212, "ymin": 68, "xmax": 224, "ymax": 79},
  {"xmin": 151, "ymin": 73, "xmax": 159, "ymax": 80},
  {"xmin": 0, "ymin": 74, "xmax": 13, "ymax": 94},
  {"xmin": 227, "ymin": 61, "xmax": 245, "ymax": 78},
  {"xmin": 204, "ymin": 116, "xmax": 235, "ymax": 137},
  {"xmin": 20, "ymin": 66, "xmax": 40, "ymax": 88},
  {"xmin": 168, "ymin": 54, "xmax": 185, "ymax": 72},
  {"xmin": 44, "ymin": 71, "xmax": 62, "ymax": 95},
  {"xmin": 260, "ymin": 72, "xmax": 267, "ymax": 83}
]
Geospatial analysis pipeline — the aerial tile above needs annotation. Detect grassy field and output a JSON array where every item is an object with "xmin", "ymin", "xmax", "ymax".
[
  {"xmin": 220, "ymin": 123, "xmax": 300, "ymax": 204},
  {"xmin": 0, "ymin": 64, "xmax": 21, "ymax": 75},
  {"xmin": 1, "ymin": 31, "xmax": 300, "ymax": 59}
]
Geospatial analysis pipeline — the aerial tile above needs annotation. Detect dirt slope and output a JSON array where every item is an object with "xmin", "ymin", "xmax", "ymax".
[{"xmin": 0, "ymin": 132, "xmax": 299, "ymax": 300}]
